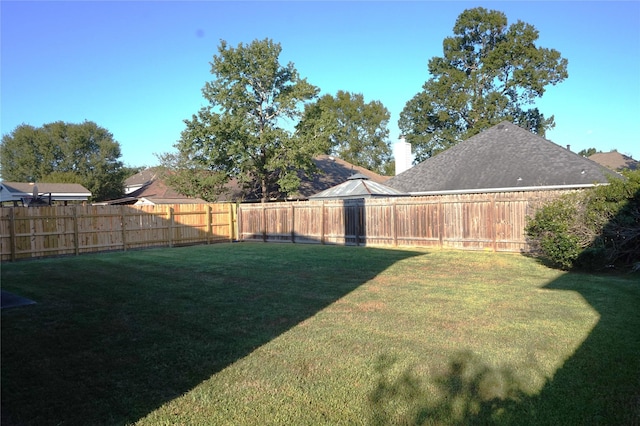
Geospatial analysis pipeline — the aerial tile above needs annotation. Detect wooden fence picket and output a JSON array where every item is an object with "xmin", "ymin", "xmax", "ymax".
[
  {"xmin": 236, "ymin": 190, "xmax": 578, "ymax": 252},
  {"xmin": 0, "ymin": 203, "xmax": 236, "ymax": 261},
  {"xmin": 0, "ymin": 190, "xmax": 578, "ymax": 261}
]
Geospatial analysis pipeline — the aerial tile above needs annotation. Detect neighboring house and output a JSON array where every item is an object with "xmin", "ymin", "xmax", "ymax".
[
  {"xmin": 0, "ymin": 182, "xmax": 91, "ymax": 206},
  {"xmin": 97, "ymin": 170, "xmax": 207, "ymax": 205},
  {"xmin": 112, "ymin": 156, "xmax": 390, "ymax": 204},
  {"xmin": 291, "ymin": 155, "xmax": 391, "ymax": 200},
  {"xmin": 219, "ymin": 155, "xmax": 391, "ymax": 202},
  {"xmin": 309, "ymin": 173, "xmax": 406, "ymax": 200},
  {"xmin": 123, "ymin": 168, "xmax": 161, "ymax": 195},
  {"xmin": 588, "ymin": 151, "xmax": 638, "ymax": 171},
  {"xmin": 386, "ymin": 121, "xmax": 620, "ymax": 195}
]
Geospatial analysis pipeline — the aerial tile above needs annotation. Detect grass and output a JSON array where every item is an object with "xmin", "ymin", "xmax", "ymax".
[{"xmin": 1, "ymin": 243, "xmax": 639, "ymax": 425}]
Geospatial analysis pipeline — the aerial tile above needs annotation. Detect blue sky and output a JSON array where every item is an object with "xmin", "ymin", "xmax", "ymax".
[{"xmin": 2, "ymin": 1, "xmax": 639, "ymax": 169}]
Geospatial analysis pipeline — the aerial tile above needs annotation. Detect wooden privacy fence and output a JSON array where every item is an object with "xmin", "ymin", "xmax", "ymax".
[
  {"xmin": 0, "ymin": 203, "xmax": 236, "ymax": 261},
  {"xmin": 238, "ymin": 190, "xmax": 574, "ymax": 252}
]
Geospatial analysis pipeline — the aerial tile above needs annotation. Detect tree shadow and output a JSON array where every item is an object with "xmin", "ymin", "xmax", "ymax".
[
  {"xmin": 369, "ymin": 351, "xmax": 526, "ymax": 425},
  {"xmin": 368, "ymin": 269, "xmax": 640, "ymax": 425},
  {"xmin": 1, "ymin": 244, "xmax": 421, "ymax": 425},
  {"xmin": 367, "ymin": 187, "xmax": 640, "ymax": 425},
  {"xmin": 527, "ymin": 273, "xmax": 640, "ymax": 424}
]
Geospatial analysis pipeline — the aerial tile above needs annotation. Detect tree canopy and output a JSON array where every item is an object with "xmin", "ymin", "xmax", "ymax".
[
  {"xmin": 577, "ymin": 147, "xmax": 599, "ymax": 157},
  {"xmin": 169, "ymin": 38, "xmax": 323, "ymax": 202},
  {"xmin": 297, "ymin": 91, "xmax": 393, "ymax": 175},
  {"xmin": 1, "ymin": 121, "xmax": 125, "ymax": 201},
  {"xmin": 399, "ymin": 7, "xmax": 568, "ymax": 162}
]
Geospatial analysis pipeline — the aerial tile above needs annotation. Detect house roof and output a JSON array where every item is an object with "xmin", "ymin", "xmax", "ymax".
[
  {"xmin": 292, "ymin": 155, "xmax": 390, "ymax": 199},
  {"xmin": 386, "ymin": 121, "xmax": 620, "ymax": 195},
  {"xmin": 217, "ymin": 155, "xmax": 391, "ymax": 202},
  {"xmin": 110, "ymin": 177, "xmax": 207, "ymax": 205},
  {"xmin": 588, "ymin": 151, "xmax": 638, "ymax": 171},
  {"xmin": 0, "ymin": 182, "xmax": 91, "ymax": 203},
  {"xmin": 113, "ymin": 156, "xmax": 390, "ymax": 204},
  {"xmin": 309, "ymin": 173, "xmax": 406, "ymax": 200},
  {"xmin": 124, "ymin": 168, "xmax": 161, "ymax": 194}
]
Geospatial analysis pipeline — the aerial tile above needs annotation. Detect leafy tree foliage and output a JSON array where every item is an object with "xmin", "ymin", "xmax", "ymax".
[
  {"xmin": 297, "ymin": 91, "xmax": 392, "ymax": 175},
  {"xmin": 156, "ymin": 151, "xmax": 230, "ymax": 202},
  {"xmin": 1, "ymin": 121, "xmax": 125, "ymax": 201},
  {"xmin": 526, "ymin": 170, "xmax": 640, "ymax": 271},
  {"xmin": 577, "ymin": 147, "xmax": 599, "ymax": 157},
  {"xmin": 170, "ymin": 38, "xmax": 322, "ymax": 202},
  {"xmin": 400, "ymin": 7, "xmax": 568, "ymax": 162}
]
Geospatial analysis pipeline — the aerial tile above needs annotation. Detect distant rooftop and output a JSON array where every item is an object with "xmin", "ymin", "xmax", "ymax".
[
  {"xmin": 0, "ymin": 182, "xmax": 91, "ymax": 204},
  {"xmin": 588, "ymin": 151, "xmax": 638, "ymax": 171}
]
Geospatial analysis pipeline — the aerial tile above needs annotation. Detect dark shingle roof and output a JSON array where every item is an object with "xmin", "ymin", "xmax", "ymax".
[
  {"xmin": 116, "ymin": 156, "xmax": 390, "ymax": 203},
  {"xmin": 294, "ymin": 155, "xmax": 390, "ymax": 198},
  {"xmin": 386, "ymin": 121, "xmax": 620, "ymax": 194},
  {"xmin": 218, "ymin": 155, "xmax": 390, "ymax": 201}
]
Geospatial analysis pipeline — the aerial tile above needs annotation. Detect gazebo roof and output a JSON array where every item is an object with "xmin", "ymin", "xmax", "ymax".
[{"xmin": 309, "ymin": 173, "xmax": 406, "ymax": 200}]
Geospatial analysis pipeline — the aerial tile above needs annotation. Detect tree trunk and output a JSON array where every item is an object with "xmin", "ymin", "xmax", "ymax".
[{"xmin": 261, "ymin": 177, "xmax": 268, "ymax": 203}]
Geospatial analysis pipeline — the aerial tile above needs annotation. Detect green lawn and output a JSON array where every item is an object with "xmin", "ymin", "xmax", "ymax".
[{"xmin": 1, "ymin": 243, "xmax": 639, "ymax": 425}]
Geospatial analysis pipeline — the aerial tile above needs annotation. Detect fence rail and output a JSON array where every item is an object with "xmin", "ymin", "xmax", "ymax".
[
  {"xmin": 1, "ymin": 204, "xmax": 236, "ymax": 261},
  {"xmin": 237, "ymin": 190, "xmax": 574, "ymax": 252}
]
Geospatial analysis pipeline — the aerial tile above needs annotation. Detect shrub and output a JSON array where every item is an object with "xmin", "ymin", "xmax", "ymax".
[
  {"xmin": 525, "ymin": 193, "xmax": 585, "ymax": 269},
  {"xmin": 526, "ymin": 169, "xmax": 640, "ymax": 271}
]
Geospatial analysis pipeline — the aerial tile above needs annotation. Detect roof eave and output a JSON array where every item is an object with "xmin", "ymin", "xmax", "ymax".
[
  {"xmin": 407, "ymin": 183, "xmax": 607, "ymax": 196},
  {"xmin": 2, "ymin": 193, "xmax": 91, "ymax": 201}
]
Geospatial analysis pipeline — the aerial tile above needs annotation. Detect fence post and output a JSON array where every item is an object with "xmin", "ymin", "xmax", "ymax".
[
  {"xmin": 490, "ymin": 196, "xmax": 497, "ymax": 252},
  {"xmin": 168, "ymin": 206, "xmax": 174, "ymax": 248},
  {"xmin": 73, "ymin": 205, "xmax": 80, "ymax": 256},
  {"xmin": 290, "ymin": 203, "xmax": 295, "ymax": 243},
  {"xmin": 320, "ymin": 201, "xmax": 325, "ymax": 245},
  {"xmin": 262, "ymin": 204, "xmax": 267, "ymax": 242},
  {"xmin": 121, "ymin": 206, "xmax": 128, "ymax": 252},
  {"xmin": 391, "ymin": 201, "xmax": 398, "ymax": 247},
  {"xmin": 206, "ymin": 205, "xmax": 212, "ymax": 244},
  {"xmin": 28, "ymin": 208, "xmax": 36, "ymax": 257},
  {"xmin": 438, "ymin": 200, "xmax": 444, "ymax": 249},
  {"xmin": 233, "ymin": 203, "xmax": 239, "ymax": 242},
  {"xmin": 9, "ymin": 207, "xmax": 16, "ymax": 262}
]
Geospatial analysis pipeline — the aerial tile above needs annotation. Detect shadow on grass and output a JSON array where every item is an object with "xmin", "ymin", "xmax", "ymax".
[
  {"xmin": 368, "ymin": 351, "xmax": 525, "ymax": 425},
  {"xmin": 0, "ymin": 243, "xmax": 421, "ymax": 425},
  {"xmin": 367, "ymin": 272, "xmax": 640, "ymax": 425}
]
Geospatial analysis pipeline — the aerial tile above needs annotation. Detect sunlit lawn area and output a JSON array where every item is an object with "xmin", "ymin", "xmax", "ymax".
[{"xmin": 1, "ymin": 243, "xmax": 639, "ymax": 425}]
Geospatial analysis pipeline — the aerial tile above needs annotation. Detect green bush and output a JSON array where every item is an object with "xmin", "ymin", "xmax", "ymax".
[
  {"xmin": 525, "ymin": 194, "xmax": 584, "ymax": 269},
  {"xmin": 526, "ymin": 170, "xmax": 640, "ymax": 271}
]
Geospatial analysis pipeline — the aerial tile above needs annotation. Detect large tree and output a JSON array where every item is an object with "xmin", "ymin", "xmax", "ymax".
[
  {"xmin": 1, "ymin": 121, "xmax": 125, "ymax": 201},
  {"xmin": 297, "ymin": 91, "xmax": 393, "ymax": 175},
  {"xmin": 171, "ymin": 38, "xmax": 323, "ymax": 203},
  {"xmin": 399, "ymin": 7, "xmax": 568, "ymax": 162}
]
